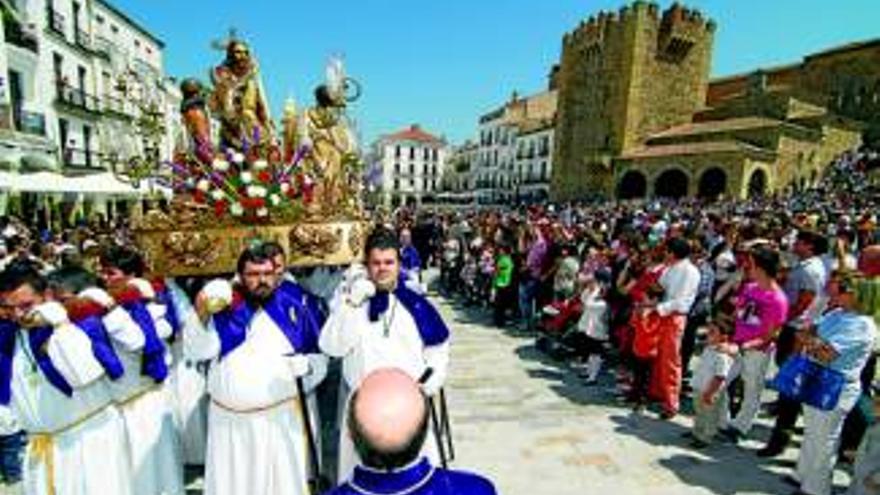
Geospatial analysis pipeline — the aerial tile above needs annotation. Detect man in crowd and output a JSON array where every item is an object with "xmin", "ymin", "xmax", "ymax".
[
  {"xmin": 760, "ymin": 230, "xmax": 829, "ymax": 456},
  {"xmin": 650, "ymin": 237, "xmax": 700, "ymax": 419},
  {"xmin": 0, "ymin": 262, "xmax": 133, "ymax": 495},
  {"xmin": 191, "ymin": 243, "xmax": 328, "ymax": 495},
  {"xmin": 326, "ymin": 368, "xmax": 495, "ymax": 495},
  {"xmin": 320, "ymin": 227, "xmax": 451, "ymax": 481}
]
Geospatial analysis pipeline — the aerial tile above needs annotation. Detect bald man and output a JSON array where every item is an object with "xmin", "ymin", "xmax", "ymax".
[{"xmin": 326, "ymin": 369, "xmax": 495, "ymax": 495}]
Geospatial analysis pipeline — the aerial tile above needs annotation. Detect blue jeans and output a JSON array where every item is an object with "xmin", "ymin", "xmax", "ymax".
[
  {"xmin": 0, "ymin": 430, "xmax": 25, "ymax": 484},
  {"xmin": 518, "ymin": 278, "xmax": 538, "ymax": 329}
]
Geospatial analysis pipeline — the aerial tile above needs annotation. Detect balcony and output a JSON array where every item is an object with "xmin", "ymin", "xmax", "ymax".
[
  {"xmin": 55, "ymin": 81, "xmax": 101, "ymax": 114},
  {"xmin": 46, "ymin": 7, "xmax": 65, "ymax": 37},
  {"xmin": 93, "ymin": 35, "xmax": 113, "ymax": 60},
  {"xmin": 12, "ymin": 109, "xmax": 47, "ymax": 137},
  {"xmin": 3, "ymin": 13, "xmax": 39, "ymax": 53},
  {"xmin": 74, "ymin": 28, "xmax": 92, "ymax": 51},
  {"xmin": 62, "ymin": 147, "xmax": 99, "ymax": 170},
  {"xmin": 103, "ymin": 94, "xmax": 134, "ymax": 119}
]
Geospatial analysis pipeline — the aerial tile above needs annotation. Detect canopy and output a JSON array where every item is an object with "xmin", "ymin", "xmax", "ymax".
[{"xmin": 0, "ymin": 170, "xmax": 170, "ymax": 197}]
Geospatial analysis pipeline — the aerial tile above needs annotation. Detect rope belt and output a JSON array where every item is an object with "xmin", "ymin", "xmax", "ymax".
[
  {"xmin": 116, "ymin": 384, "xmax": 161, "ymax": 408},
  {"xmin": 211, "ymin": 394, "xmax": 302, "ymax": 415},
  {"xmin": 28, "ymin": 405, "xmax": 110, "ymax": 495}
]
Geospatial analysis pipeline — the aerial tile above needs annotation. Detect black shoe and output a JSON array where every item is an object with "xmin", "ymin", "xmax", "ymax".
[
  {"xmin": 680, "ymin": 431, "xmax": 695, "ymax": 439},
  {"xmin": 757, "ymin": 440, "xmax": 787, "ymax": 458},
  {"xmin": 658, "ymin": 410, "xmax": 676, "ymax": 421},
  {"xmin": 690, "ymin": 438, "xmax": 709, "ymax": 449},
  {"xmin": 720, "ymin": 428, "xmax": 741, "ymax": 444},
  {"xmin": 781, "ymin": 474, "xmax": 800, "ymax": 487}
]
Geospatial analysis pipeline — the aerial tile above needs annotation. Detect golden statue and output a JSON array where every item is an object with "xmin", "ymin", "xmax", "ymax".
[
  {"xmin": 294, "ymin": 59, "xmax": 362, "ymax": 214},
  {"xmin": 209, "ymin": 39, "xmax": 274, "ymax": 150}
]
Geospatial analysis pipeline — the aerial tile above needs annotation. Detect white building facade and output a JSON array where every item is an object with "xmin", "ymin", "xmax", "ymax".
[
  {"xmin": 0, "ymin": 0, "xmax": 180, "ymax": 225},
  {"xmin": 439, "ymin": 140, "xmax": 478, "ymax": 206},
  {"xmin": 372, "ymin": 124, "xmax": 447, "ymax": 208},
  {"xmin": 514, "ymin": 123, "xmax": 553, "ymax": 203}
]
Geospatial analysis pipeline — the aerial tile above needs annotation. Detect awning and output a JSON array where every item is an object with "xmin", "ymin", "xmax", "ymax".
[{"xmin": 0, "ymin": 170, "xmax": 170, "ymax": 197}]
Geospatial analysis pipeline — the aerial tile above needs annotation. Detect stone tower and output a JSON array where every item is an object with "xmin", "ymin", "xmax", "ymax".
[{"xmin": 551, "ymin": 2, "xmax": 716, "ymax": 200}]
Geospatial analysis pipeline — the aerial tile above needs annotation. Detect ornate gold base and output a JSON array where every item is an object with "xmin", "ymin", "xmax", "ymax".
[{"xmin": 133, "ymin": 208, "xmax": 368, "ymax": 276}]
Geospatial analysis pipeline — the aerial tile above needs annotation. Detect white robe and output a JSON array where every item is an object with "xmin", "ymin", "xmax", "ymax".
[
  {"xmin": 187, "ymin": 308, "xmax": 327, "ymax": 495},
  {"xmin": 165, "ymin": 280, "xmax": 209, "ymax": 466},
  {"xmin": 9, "ymin": 325, "xmax": 132, "ymax": 495},
  {"xmin": 319, "ymin": 294, "xmax": 450, "ymax": 482},
  {"xmin": 104, "ymin": 304, "xmax": 184, "ymax": 495}
]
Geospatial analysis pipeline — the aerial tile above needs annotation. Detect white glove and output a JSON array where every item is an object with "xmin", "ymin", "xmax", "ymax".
[
  {"xmin": 542, "ymin": 305, "xmax": 561, "ymax": 316},
  {"xmin": 348, "ymin": 278, "xmax": 376, "ymax": 307},
  {"xmin": 287, "ymin": 354, "xmax": 311, "ymax": 378},
  {"xmin": 27, "ymin": 301, "xmax": 70, "ymax": 328},
  {"xmin": 421, "ymin": 370, "xmax": 442, "ymax": 397},
  {"xmin": 78, "ymin": 287, "xmax": 116, "ymax": 308},
  {"xmin": 201, "ymin": 279, "xmax": 233, "ymax": 314},
  {"xmin": 128, "ymin": 278, "xmax": 156, "ymax": 300}
]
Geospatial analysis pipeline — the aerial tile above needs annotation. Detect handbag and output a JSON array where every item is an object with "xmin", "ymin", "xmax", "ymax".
[{"xmin": 768, "ymin": 354, "xmax": 846, "ymax": 411}]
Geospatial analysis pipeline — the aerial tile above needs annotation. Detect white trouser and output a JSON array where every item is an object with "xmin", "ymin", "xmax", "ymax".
[
  {"xmin": 797, "ymin": 405, "xmax": 847, "ymax": 495},
  {"xmin": 730, "ymin": 349, "xmax": 771, "ymax": 435}
]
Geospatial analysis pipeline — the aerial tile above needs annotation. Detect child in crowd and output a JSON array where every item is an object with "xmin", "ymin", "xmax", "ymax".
[
  {"xmin": 574, "ymin": 273, "xmax": 610, "ymax": 384},
  {"xmin": 492, "ymin": 243, "xmax": 515, "ymax": 327},
  {"xmin": 629, "ymin": 282, "xmax": 665, "ymax": 409},
  {"xmin": 690, "ymin": 316, "xmax": 736, "ymax": 448}
]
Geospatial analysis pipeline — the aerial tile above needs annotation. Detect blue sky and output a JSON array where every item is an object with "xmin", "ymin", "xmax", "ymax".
[{"xmin": 112, "ymin": 0, "xmax": 879, "ymax": 145}]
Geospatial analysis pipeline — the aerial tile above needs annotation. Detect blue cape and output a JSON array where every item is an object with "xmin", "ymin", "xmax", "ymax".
[
  {"xmin": 328, "ymin": 458, "xmax": 497, "ymax": 495},
  {"xmin": 212, "ymin": 281, "xmax": 321, "ymax": 360},
  {"xmin": 367, "ymin": 282, "xmax": 449, "ymax": 347}
]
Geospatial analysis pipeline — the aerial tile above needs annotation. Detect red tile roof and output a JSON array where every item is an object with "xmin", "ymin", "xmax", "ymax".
[
  {"xmin": 619, "ymin": 140, "xmax": 775, "ymax": 160},
  {"xmin": 385, "ymin": 125, "xmax": 444, "ymax": 145}
]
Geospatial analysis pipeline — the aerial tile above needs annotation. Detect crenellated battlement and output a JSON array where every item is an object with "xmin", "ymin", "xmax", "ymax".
[{"xmin": 563, "ymin": 1, "xmax": 715, "ymax": 54}]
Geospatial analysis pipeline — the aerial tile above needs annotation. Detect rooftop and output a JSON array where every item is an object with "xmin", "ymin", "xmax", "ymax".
[
  {"xmin": 619, "ymin": 140, "xmax": 775, "ymax": 160},
  {"xmin": 647, "ymin": 116, "xmax": 784, "ymax": 140},
  {"xmin": 383, "ymin": 125, "xmax": 445, "ymax": 145},
  {"xmin": 94, "ymin": 0, "xmax": 165, "ymax": 49}
]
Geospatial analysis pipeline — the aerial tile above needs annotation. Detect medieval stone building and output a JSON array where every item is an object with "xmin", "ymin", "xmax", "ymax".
[{"xmin": 551, "ymin": 1, "xmax": 871, "ymax": 201}]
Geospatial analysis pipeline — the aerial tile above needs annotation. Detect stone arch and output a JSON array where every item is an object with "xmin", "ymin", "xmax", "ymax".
[
  {"xmin": 747, "ymin": 168, "xmax": 768, "ymax": 198},
  {"xmin": 697, "ymin": 167, "xmax": 727, "ymax": 200},
  {"xmin": 617, "ymin": 170, "xmax": 647, "ymax": 199},
  {"xmin": 654, "ymin": 169, "xmax": 689, "ymax": 199}
]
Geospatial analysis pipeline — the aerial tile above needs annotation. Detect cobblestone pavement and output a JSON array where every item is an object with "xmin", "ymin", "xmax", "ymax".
[{"xmin": 436, "ymin": 296, "xmax": 854, "ymax": 495}]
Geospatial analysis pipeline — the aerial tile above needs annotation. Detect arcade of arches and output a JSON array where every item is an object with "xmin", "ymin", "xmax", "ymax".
[{"xmin": 614, "ymin": 162, "xmax": 772, "ymax": 201}]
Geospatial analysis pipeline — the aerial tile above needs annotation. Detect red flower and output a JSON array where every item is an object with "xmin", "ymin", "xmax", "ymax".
[
  {"xmin": 257, "ymin": 171, "xmax": 271, "ymax": 184},
  {"xmin": 214, "ymin": 200, "xmax": 229, "ymax": 217},
  {"xmin": 150, "ymin": 278, "xmax": 167, "ymax": 295},
  {"xmin": 240, "ymin": 197, "xmax": 265, "ymax": 210},
  {"xmin": 193, "ymin": 190, "xmax": 206, "ymax": 204}
]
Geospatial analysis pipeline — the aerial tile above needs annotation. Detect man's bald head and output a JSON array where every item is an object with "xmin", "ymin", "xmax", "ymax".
[{"xmin": 349, "ymin": 368, "xmax": 429, "ymax": 470}]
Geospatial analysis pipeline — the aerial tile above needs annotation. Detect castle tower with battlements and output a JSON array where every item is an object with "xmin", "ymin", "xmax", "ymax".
[{"xmin": 552, "ymin": 1, "xmax": 716, "ymax": 200}]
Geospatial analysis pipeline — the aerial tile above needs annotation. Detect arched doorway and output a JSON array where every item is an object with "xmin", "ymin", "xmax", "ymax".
[
  {"xmin": 698, "ymin": 167, "xmax": 727, "ymax": 200},
  {"xmin": 617, "ymin": 170, "xmax": 647, "ymax": 199},
  {"xmin": 747, "ymin": 169, "xmax": 768, "ymax": 198},
  {"xmin": 654, "ymin": 169, "xmax": 689, "ymax": 199}
]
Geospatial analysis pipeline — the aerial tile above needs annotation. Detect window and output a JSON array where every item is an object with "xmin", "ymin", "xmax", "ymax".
[
  {"xmin": 423, "ymin": 179, "xmax": 429, "ymax": 190},
  {"xmin": 409, "ymin": 147, "xmax": 414, "ymax": 160},
  {"xmin": 393, "ymin": 179, "xmax": 400, "ymax": 191},
  {"xmin": 394, "ymin": 163, "xmax": 400, "ymax": 174},
  {"xmin": 409, "ymin": 179, "xmax": 415, "ymax": 187},
  {"xmin": 432, "ymin": 165, "xmax": 437, "ymax": 176},
  {"xmin": 409, "ymin": 164, "xmax": 414, "ymax": 175},
  {"xmin": 134, "ymin": 39, "xmax": 141, "ymax": 48},
  {"xmin": 111, "ymin": 25, "xmax": 118, "ymax": 34},
  {"xmin": 53, "ymin": 53, "xmax": 63, "ymax": 83},
  {"xmin": 432, "ymin": 149, "xmax": 438, "ymax": 161},
  {"xmin": 96, "ymin": 15, "xmax": 104, "ymax": 24},
  {"xmin": 395, "ymin": 145, "xmax": 400, "ymax": 158},
  {"xmin": 423, "ymin": 148, "xmax": 429, "ymax": 160}
]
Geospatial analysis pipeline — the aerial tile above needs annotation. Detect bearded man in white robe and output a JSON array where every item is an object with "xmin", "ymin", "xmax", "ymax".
[{"xmin": 190, "ymin": 243, "xmax": 328, "ymax": 495}]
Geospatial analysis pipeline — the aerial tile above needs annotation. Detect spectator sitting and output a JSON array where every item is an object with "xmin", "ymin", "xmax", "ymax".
[{"xmin": 326, "ymin": 368, "xmax": 496, "ymax": 495}]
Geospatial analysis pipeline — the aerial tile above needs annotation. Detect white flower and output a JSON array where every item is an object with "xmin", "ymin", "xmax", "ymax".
[
  {"xmin": 212, "ymin": 159, "xmax": 230, "ymax": 172},
  {"xmin": 196, "ymin": 179, "xmax": 211, "ymax": 192},
  {"xmin": 240, "ymin": 171, "xmax": 253, "ymax": 184},
  {"xmin": 280, "ymin": 182, "xmax": 291, "ymax": 194},
  {"xmin": 230, "ymin": 203, "xmax": 244, "ymax": 216},
  {"xmin": 231, "ymin": 152, "xmax": 245, "ymax": 164},
  {"xmin": 184, "ymin": 178, "xmax": 196, "ymax": 188},
  {"xmin": 247, "ymin": 185, "xmax": 267, "ymax": 198},
  {"xmin": 269, "ymin": 193, "xmax": 281, "ymax": 206},
  {"xmin": 256, "ymin": 207, "xmax": 269, "ymax": 217},
  {"xmin": 252, "ymin": 159, "xmax": 269, "ymax": 170},
  {"xmin": 211, "ymin": 189, "xmax": 225, "ymax": 201}
]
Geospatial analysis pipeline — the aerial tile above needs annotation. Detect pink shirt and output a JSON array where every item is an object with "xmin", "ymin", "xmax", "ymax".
[{"xmin": 734, "ymin": 282, "xmax": 789, "ymax": 349}]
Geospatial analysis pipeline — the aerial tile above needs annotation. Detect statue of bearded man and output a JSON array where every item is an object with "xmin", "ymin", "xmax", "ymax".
[{"xmin": 209, "ymin": 40, "xmax": 274, "ymax": 150}]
